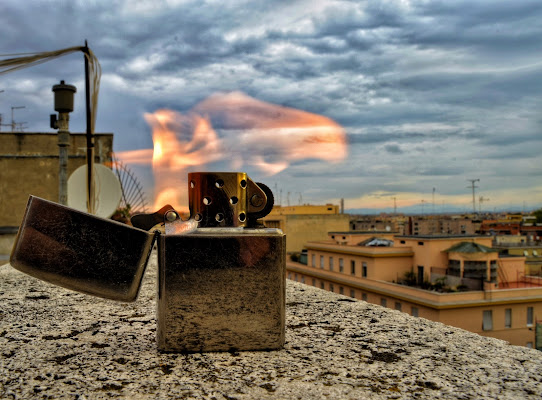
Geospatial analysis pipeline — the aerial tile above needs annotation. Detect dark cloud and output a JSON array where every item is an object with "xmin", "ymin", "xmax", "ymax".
[
  {"xmin": 1, "ymin": 0, "xmax": 541, "ymax": 210},
  {"xmin": 384, "ymin": 144, "xmax": 403, "ymax": 154}
]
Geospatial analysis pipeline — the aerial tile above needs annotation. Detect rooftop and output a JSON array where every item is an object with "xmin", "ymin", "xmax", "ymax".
[
  {"xmin": 1, "ymin": 257, "xmax": 542, "ymax": 399},
  {"xmin": 444, "ymin": 242, "xmax": 499, "ymax": 253},
  {"xmin": 396, "ymin": 234, "xmax": 484, "ymax": 239},
  {"xmin": 331, "ymin": 231, "xmax": 397, "ymax": 235}
]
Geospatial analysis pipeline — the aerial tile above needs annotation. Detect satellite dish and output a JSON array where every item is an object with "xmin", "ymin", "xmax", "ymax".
[{"xmin": 68, "ymin": 164, "xmax": 122, "ymax": 218}]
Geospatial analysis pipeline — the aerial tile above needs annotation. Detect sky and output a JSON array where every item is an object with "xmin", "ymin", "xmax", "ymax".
[{"xmin": 1, "ymin": 0, "xmax": 541, "ymax": 214}]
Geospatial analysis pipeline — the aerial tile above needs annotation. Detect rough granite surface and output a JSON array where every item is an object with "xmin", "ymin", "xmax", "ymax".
[{"xmin": 1, "ymin": 254, "xmax": 541, "ymax": 399}]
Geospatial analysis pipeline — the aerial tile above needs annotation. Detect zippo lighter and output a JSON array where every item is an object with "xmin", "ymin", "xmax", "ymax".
[{"xmin": 10, "ymin": 172, "xmax": 286, "ymax": 352}]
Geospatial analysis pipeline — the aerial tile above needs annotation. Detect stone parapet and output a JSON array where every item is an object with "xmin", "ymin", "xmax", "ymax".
[{"xmin": 1, "ymin": 255, "xmax": 541, "ymax": 399}]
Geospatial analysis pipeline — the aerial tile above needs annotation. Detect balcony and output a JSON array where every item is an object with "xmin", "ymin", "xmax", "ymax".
[{"xmin": 1, "ymin": 256, "xmax": 541, "ymax": 398}]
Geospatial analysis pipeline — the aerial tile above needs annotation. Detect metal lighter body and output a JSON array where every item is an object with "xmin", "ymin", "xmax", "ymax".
[
  {"xmin": 9, "ymin": 172, "xmax": 285, "ymax": 353},
  {"xmin": 157, "ymin": 228, "xmax": 285, "ymax": 352},
  {"xmin": 157, "ymin": 172, "xmax": 285, "ymax": 352}
]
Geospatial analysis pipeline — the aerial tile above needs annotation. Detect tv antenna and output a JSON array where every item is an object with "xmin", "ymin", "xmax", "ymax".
[
  {"xmin": 467, "ymin": 179, "xmax": 480, "ymax": 213},
  {"xmin": 11, "ymin": 105, "xmax": 26, "ymax": 131},
  {"xmin": 479, "ymin": 196, "xmax": 490, "ymax": 213}
]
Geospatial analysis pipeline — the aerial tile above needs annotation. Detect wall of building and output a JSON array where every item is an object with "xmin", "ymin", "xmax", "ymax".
[
  {"xmin": 288, "ymin": 261, "xmax": 541, "ymax": 347},
  {"xmin": 498, "ymin": 257, "xmax": 527, "ymax": 284},
  {"xmin": 0, "ymin": 132, "xmax": 113, "ymax": 228},
  {"xmin": 268, "ymin": 204, "xmax": 339, "ymax": 215},
  {"xmin": 262, "ymin": 214, "xmax": 350, "ymax": 253},
  {"xmin": 440, "ymin": 303, "xmax": 539, "ymax": 347},
  {"xmin": 394, "ymin": 236, "xmax": 493, "ymax": 281},
  {"xmin": 305, "ymin": 245, "xmax": 413, "ymax": 282}
]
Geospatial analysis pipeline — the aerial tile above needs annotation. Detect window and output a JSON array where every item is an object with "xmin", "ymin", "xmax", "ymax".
[
  {"xmin": 320, "ymin": 255, "xmax": 324, "ymax": 269},
  {"xmin": 381, "ymin": 298, "xmax": 387, "ymax": 307},
  {"xmin": 350, "ymin": 260, "xmax": 356, "ymax": 275},
  {"xmin": 418, "ymin": 241, "xmax": 424, "ymax": 246},
  {"xmin": 312, "ymin": 278, "xmax": 316, "ymax": 286},
  {"xmin": 329, "ymin": 257, "xmax": 334, "ymax": 271},
  {"xmin": 483, "ymin": 310, "xmax": 493, "ymax": 331},
  {"xmin": 320, "ymin": 282, "xmax": 325, "ymax": 289},
  {"xmin": 362, "ymin": 262, "xmax": 367, "ymax": 278},
  {"xmin": 395, "ymin": 302, "xmax": 402, "ymax": 311},
  {"xmin": 294, "ymin": 273, "xmax": 297, "ymax": 281},
  {"xmin": 527, "ymin": 307, "xmax": 534, "ymax": 326},
  {"xmin": 505, "ymin": 308, "xmax": 512, "ymax": 328},
  {"xmin": 417, "ymin": 266, "xmax": 424, "ymax": 286},
  {"xmin": 301, "ymin": 276, "xmax": 305, "ymax": 284},
  {"xmin": 362, "ymin": 293, "xmax": 368, "ymax": 301},
  {"xmin": 350, "ymin": 289, "xmax": 355, "ymax": 298},
  {"xmin": 400, "ymin": 240, "xmax": 405, "ymax": 244},
  {"xmin": 329, "ymin": 283, "xmax": 334, "ymax": 292},
  {"xmin": 339, "ymin": 258, "xmax": 344, "ymax": 273},
  {"xmin": 311, "ymin": 254, "xmax": 315, "ymax": 267},
  {"xmin": 339, "ymin": 286, "xmax": 344, "ymax": 295},
  {"xmin": 287, "ymin": 272, "xmax": 291, "ymax": 279},
  {"xmin": 527, "ymin": 342, "xmax": 533, "ymax": 349},
  {"xmin": 411, "ymin": 307, "xmax": 419, "ymax": 317}
]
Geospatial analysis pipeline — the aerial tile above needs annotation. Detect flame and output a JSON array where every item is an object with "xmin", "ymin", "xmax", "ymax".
[{"xmin": 117, "ymin": 92, "xmax": 347, "ymax": 211}]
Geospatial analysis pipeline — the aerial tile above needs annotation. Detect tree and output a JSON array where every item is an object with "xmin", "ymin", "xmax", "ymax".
[{"xmin": 533, "ymin": 208, "xmax": 542, "ymax": 224}]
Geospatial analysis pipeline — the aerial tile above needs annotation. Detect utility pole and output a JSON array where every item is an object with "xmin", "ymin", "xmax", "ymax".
[
  {"xmin": 432, "ymin": 187, "xmax": 436, "ymax": 214},
  {"xmin": 467, "ymin": 179, "xmax": 480, "ymax": 213}
]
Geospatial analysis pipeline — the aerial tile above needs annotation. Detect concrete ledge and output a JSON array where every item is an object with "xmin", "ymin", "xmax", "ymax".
[
  {"xmin": 0, "ymin": 233, "xmax": 16, "ymax": 259},
  {"xmin": 1, "ymin": 255, "xmax": 541, "ymax": 399}
]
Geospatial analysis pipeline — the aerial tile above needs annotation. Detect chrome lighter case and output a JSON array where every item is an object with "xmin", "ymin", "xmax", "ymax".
[
  {"xmin": 10, "ymin": 172, "xmax": 285, "ymax": 353},
  {"xmin": 157, "ymin": 228, "xmax": 285, "ymax": 352}
]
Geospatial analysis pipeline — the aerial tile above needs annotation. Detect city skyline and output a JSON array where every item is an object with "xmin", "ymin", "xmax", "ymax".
[{"xmin": 1, "ymin": 1, "xmax": 541, "ymax": 212}]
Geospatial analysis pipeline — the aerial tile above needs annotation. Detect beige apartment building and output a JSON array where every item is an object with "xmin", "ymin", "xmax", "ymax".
[
  {"xmin": 350, "ymin": 215, "xmax": 476, "ymax": 236},
  {"xmin": 288, "ymin": 232, "xmax": 542, "ymax": 348},
  {"xmin": 262, "ymin": 204, "xmax": 349, "ymax": 253}
]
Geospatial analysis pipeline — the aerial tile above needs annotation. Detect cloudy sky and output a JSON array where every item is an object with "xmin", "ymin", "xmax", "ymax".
[{"xmin": 1, "ymin": 0, "xmax": 541, "ymax": 214}]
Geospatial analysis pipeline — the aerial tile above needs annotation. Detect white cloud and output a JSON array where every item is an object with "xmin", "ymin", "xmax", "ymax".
[{"xmin": 1, "ymin": 0, "xmax": 541, "ymax": 211}]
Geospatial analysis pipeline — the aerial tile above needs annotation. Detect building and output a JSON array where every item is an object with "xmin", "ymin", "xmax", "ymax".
[
  {"xmin": 350, "ymin": 214, "xmax": 477, "ymax": 236},
  {"xmin": 261, "ymin": 204, "xmax": 349, "ymax": 253},
  {"xmin": 0, "ymin": 131, "xmax": 113, "ymax": 257},
  {"xmin": 350, "ymin": 215, "xmax": 408, "ymax": 235},
  {"xmin": 492, "ymin": 235, "xmax": 542, "ymax": 277},
  {"xmin": 479, "ymin": 220, "xmax": 521, "ymax": 235},
  {"xmin": 287, "ymin": 232, "xmax": 542, "ymax": 348}
]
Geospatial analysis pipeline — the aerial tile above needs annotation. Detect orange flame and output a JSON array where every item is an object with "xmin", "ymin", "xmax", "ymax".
[{"xmin": 117, "ymin": 92, "xmax": 347, "ymax": 211}]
